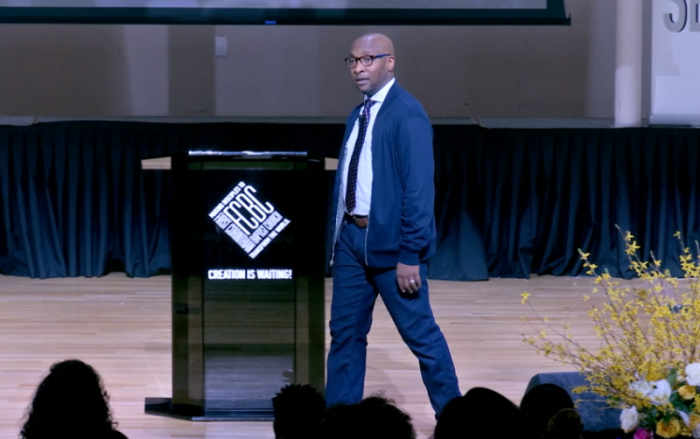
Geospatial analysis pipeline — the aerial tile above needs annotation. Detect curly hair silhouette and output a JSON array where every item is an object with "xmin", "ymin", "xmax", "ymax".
[
  {"xmin": 272, "ymin": 383, "xmax": 326, "ymax": 439},
  {"xmin": 20, "ymin": 359, "xmax": 126, "ymax": 439},
  {"xmin": 317, "ymin": 394, "xmax": 415, "ymax": 439}
]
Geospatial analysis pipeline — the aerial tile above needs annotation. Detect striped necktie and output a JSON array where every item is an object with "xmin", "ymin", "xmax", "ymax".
[{"xmin": 345, "ymin": 99, "xmax": 376, "ymax": 214}]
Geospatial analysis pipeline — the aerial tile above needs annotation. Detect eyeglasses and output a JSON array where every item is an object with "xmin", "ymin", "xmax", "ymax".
[{"xmin": 344, "ymin": 54, "xmax": 391, "ymax": 68}]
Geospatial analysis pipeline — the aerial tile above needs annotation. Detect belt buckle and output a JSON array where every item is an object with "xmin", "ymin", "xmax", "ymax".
[
  {"xmin": 352, "ymin": 215, "xmax": 368, "ymax": 228},
  {"xmin": 344, "ymin": 213, "xmax": 368, "ymax": 228}
]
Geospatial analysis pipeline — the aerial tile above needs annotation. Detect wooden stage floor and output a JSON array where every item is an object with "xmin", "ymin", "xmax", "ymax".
[{"xmin": 0, "ymin": 273, "xmax": 605, "ymax": 439}]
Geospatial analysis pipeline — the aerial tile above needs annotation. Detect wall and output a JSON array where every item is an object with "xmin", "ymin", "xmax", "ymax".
[{"xmin": 0, "ymin": 0, "xmax": 624, "ymax": 119}]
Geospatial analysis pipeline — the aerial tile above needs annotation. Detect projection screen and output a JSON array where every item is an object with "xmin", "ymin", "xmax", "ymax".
[{"xmin": 0, "ymin": 0, "xmax": 569, "ymax": 25}]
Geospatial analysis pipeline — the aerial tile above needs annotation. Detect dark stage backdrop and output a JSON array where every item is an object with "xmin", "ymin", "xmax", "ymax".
[{"xmin": 1, "ymin": 122, "xmax": 699, "ymax": 281}]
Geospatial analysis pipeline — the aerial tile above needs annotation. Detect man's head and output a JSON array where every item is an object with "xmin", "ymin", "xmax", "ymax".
[{"xmin": 346, "ymin": 33, "xmax": 395, "ymax": 97}]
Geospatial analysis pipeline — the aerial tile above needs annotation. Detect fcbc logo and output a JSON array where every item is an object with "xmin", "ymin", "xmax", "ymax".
[{"xmin": 208, "ymin": 182, "xmax": 290, "ymax": 259}]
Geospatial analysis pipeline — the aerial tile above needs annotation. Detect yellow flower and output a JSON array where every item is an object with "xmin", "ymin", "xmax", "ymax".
[
  {"xmin": 694, "ymin": 395, "xmax": 700, "ymax": 412},
  {"xmin": 647, "ymin": 370, "xmax": 666, "ymax": 381},
  {"xmin": 690, "ymin": 413, "xmax": 700, "ymax": 429},
  {"xmin": 657, "ymin": 418, "xmax": 682, "ymax": 438},
  {"xmin": 626, "ymin": 241, "xmax": 641, "ymax": 255},
  {"xmin": 681, "ymin": 424, "xmax": 693, "ymax": 437},
  {"xmin": 679, "ymin": 385, "xmax": 697, "ymax": 400},
  {"xmin": 674, "ymin": 231, "xmax": 681, "ymax": 238},
  {"xmin": 523, "ymin": 231, "xmax": 700, "ymax": 419}
]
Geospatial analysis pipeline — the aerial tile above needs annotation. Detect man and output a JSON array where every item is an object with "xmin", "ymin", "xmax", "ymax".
[{"xmin": 326, "ymin": 33, "xmax": 461, "ymax": 417}]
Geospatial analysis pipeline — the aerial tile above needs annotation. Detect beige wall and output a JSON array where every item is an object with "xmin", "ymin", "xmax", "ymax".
[{"xmin": 0, "ymin": 0, "xmax": 623, "ymax": 119}]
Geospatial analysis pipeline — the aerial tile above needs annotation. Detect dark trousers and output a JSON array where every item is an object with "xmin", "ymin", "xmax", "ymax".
[{"xmin": 325, "ymin": 219, "xmax": 461, "ymax": 416}]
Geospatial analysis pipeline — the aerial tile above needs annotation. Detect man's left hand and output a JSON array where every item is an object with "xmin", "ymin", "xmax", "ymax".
[{"xmin": 396, "ymin": 262, "xmax": 421, "ymax": 293}]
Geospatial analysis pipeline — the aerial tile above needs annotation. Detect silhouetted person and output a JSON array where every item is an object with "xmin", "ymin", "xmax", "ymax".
[
  {"xmin": 545, "ymin": 408, "xmax": 584, "ymax": 439},
  {"xmin": 520, "ymin": 383, "xmax": 575, "ymax": 439},
  {"xmin": 434, "ymin": 387, "xmax": 523, "ymax": 439},
  {"xmin": 316, "ymin": 394, "xmax": 415, "ymax": 439},
  {"xmin": 316, "ymin": 403, "xmax": 362, "ymax": 439},
  {"xmin": 272, "ymin": 384, "xmax": 326, "ymax": 439},
  {"xmin": 356, "ymin": 395, "xmax": 416, "ymax": 439},
  {"xmin": 433, "ymin": 395, "xmax": 469, "ymax": 439},
  {"xmin": 20, "ymin": 359, "xmax": 127, "ymax": 439}
]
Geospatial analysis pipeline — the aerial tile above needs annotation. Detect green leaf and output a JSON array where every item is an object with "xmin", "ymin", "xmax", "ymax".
[
  {"xmin": 668, "ymin": 368, "xmax": 679, "ymax": 386},
  {"xmin": 670, "ymin": 392, "xmax": 689, "ymax": 410},
  {"xmin": 640, "ymin": 410, "xmax": 655, "ymax": 429},
  {"xmin": 663, "ymin": 409, "xmax": 674, "ymax": 423},
  {"xmin": 650, "ymin": 406, "xmax": 658, "ymax": 422}
]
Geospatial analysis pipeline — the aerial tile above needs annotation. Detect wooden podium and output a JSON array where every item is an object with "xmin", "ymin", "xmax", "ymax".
[{"xmin": 143, "ymin": 151, "xmax": 327, "ymax": 421}]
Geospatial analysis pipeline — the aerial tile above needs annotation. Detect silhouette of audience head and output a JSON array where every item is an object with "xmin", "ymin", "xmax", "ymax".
[
  {"xmin": 434, "ymin": 387, "xmax": 523, "ymax": 439},
  {"xmin": 316, "ymin": 403, "xmax": 362, "ymax": 439},
  {"xmin": 544, "ymin": 408, "xmax": 583, "ymax": 439},
  {"xmin": 317, "ymin": 394, "xmax": 415, "ymax": 439},
  {"xmin": 356, "ymin": 394, "xmax": 416, "ymax": 439},
  {"xmin": 433, "ymin": 394, "xmax": 469, "ymax": 439},
  {"xmin": 272, "ymin": 384, "xmax": 326, "ymax": 439},
  {"xmin": 20, "ymin": 359, "xmax": 122, "ymax": 439},
  {"xmin": 520, "ymin": 383, "xmax": 575, "ymax": 439}
]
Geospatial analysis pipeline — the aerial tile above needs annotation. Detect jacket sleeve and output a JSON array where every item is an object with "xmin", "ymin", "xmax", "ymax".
[{"xmin": 396, "ymin": 115, "xmax": 435, "ymax": 266}]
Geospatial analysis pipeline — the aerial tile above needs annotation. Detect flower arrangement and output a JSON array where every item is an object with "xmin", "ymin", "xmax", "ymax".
[{"xmin": 522, "ymin": 229, "xmax": 700, "ymax": 438}]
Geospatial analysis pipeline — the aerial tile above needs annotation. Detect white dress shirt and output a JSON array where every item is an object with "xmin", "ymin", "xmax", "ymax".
[{"xmin": 340, "ymin": 78, "xmax": 396, "ymax": 217}]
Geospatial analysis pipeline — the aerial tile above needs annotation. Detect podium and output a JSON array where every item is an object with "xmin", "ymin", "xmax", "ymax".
[{"xmin": 144, "ymin": 151, "xmax": 327, "ymax": 421}]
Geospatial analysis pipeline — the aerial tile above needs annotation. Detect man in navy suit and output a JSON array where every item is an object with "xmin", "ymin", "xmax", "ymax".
[{"xmin": 326, "ymin": 33, "xmax": 461, "ymax": 417}]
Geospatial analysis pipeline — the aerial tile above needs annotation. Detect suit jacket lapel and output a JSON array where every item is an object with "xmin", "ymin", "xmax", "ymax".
[{"xmin": 375, "ymin": 82, "xmax": 400, "ymax": 121}]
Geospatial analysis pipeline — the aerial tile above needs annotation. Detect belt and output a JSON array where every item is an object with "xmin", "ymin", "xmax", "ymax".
[{"xmin": 344, "ymin": 213, "xmax": 369, "ymax": 228}]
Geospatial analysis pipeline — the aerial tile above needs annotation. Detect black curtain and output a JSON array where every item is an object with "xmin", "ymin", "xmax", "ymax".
[
  {"xmin": 0, "ymin": 122, "xmax": 342, "ymax": 278},
  {"xmin": 1, "ymin": 122, "xmax": 700, "ymax": 281},
  {"xmin": 430, "ymin": 127, "xmax": 700, "ymax": 280}
]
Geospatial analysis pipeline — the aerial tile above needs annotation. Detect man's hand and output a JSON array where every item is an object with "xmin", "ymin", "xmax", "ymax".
[{"xmin": 396, "ymin": 262, "xmax": 421, "ymax": 293}]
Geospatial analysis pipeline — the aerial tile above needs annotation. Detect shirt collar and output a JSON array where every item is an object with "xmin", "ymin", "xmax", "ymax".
[{"xmin": 364, "ymin": 77, "xmax": 395, "ymax": 104}]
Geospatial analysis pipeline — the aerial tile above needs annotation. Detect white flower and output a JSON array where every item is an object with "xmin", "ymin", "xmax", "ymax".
[
  {"xmin": 649, "ymin": 379, "xmax": 672, "ymax": 405},
  {"xmin": 620, "ymin": 406, "xmax": 640, "ymax": 433},
  {"xmin": 693, "ymin": 423, "xmax": 700, "ymax": 439},
  {"xmin": 686, "ymin": 363, "xmax": 700, "ymax": 386},
  {"xmin": 629, "ymin": 380, "xmax": 653, "ymax": 398},
  {"xmin": 678, "ymin": 410, "xmax": 691, "ymax": 426}
]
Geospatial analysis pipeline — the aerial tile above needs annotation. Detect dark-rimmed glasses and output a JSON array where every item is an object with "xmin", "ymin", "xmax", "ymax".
[{"xmin": 344, "ymin": 54, "xmax": 391, "ymax": 68}]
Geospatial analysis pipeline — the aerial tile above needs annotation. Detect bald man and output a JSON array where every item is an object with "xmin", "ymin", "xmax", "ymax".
[{"xmin": 327, "ymin": 34, "xmax": 461, "ymax": 417}]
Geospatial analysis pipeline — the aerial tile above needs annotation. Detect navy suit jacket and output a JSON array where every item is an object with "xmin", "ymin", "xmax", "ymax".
[{"xmin": 330, "ymin": 82, "xmax": 436, "ymax": 268}]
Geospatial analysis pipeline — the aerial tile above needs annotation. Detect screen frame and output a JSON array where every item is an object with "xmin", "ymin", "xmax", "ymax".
[{"xmin": 0, "ymin": 0, "xmax": 569, "ymax": 25}]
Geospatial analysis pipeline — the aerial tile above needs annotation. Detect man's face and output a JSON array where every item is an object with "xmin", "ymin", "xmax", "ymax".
[{"xmin": 348, "ymin": 41, "xmax": 394, "ymax": 96}]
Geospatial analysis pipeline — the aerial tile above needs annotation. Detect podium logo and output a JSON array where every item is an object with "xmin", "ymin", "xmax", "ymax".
[{"xmin": 208, "ymin": 182, "xmax": 290, "ymax": 259}]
